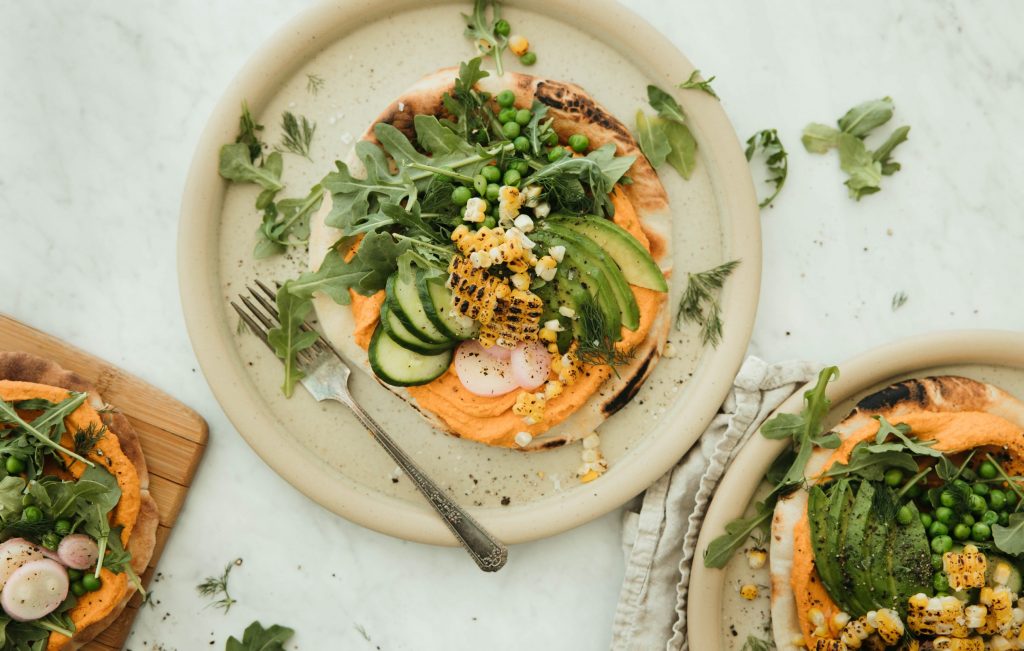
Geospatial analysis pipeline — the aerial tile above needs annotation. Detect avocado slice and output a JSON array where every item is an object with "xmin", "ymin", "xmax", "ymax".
[
  {"xmin": 841, "ymin": 481, "xmax": 880, "ymax": 615},
  {"xmin": 548, "ymin": 214, "xmax": 668, "ymax": 292},
  {"xmin": 889, "ymin": 500, "xmax": 933, "ymax": 610},
  {"xmin": 809, "ymin": 480, "xmax": 858, "ymax": 615}
]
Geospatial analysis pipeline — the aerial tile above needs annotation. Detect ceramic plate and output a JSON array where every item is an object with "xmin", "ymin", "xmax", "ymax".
[
  {"xmin": 178, "ymin": 0, "xmax": 761, "ymax": 545},
  {"xmin": 688, "ymin": 330, "xmax": 1024, "ymax": 648}
]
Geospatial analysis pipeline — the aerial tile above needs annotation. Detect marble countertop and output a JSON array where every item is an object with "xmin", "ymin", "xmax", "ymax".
[{"xmin": 2, "ymin": 0, "xmax": 1023, "ymax": 648}]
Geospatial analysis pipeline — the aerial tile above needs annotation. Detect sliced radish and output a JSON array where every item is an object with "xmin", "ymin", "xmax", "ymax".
[
  {"xmin": 0, "ymin": 539, "xmax": 45, "ymax": 590},
  {"xmin": 454, "ymin": 341, "xmax": 519, "ymax": 397},
  {"xmin": 511, "ymin": 343, "xmax": 552, "ymax": 390},
  {"xmin": 481, "ymin": 344, "xmax": 512, "ymax": 361},
  {"xmin": 57, "ymin": 534, "xmax": 99, "ymax": 571},
  {"xmin": 1, "ymin": 558, "xmax": 69, "ymax": 621}
]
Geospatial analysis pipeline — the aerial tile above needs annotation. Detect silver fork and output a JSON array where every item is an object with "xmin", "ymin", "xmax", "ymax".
[{"xmin": 231, "ymin": 280, "xmax": 508, "ymax": 572}]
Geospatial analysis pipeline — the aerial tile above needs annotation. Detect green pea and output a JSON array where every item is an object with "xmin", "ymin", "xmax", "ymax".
[
  {"xmin": 485, "ymin": 183, "xmax": 501, "ymax": 202},
  {"xmin": 981, "ymin": 510, "xmax": 999, "ymax": 525},
  {"xmin": 496, "ymin": 90, "xmax": 516, "ymax": 108},
  {"xmin": 920, "ymin": 513, "xmax": 934, "ymax": 528},
  {"xmin": 896, "ymin": 505, "xmax": 915, "ymax": 525},
  {"xmin": 953, "ymin": 523, "xmax": 972, "ymax": 541},
  {"xmin": 933, "ymin": 572, "xmax": 950, "ymax": 592},
  {"xmin": 481, "ymin": 165, "xmax": 502, "ymax": 183},
  {"xmin": 979, "ymin": 460, "xmax": 999, "ymax": 479},
  {"xmin": 81, "ymin": 574, "xmax": 101, "ymax": 592},
  {"xmin": 939, "ymin": 490, "xmax": 957, "ymax": 508},
  {"xmin": 931, "ymin": 535, "xmax": 953, "ymax": 554},
  {"xmin": 989, "ymin": 489, "xmax": 1007, "ymax": 511},
  {"xmin": 969, "ymin": 494, "xmax": 988, "ymax": 514},
  {"xmin": 510, "ymin": 160, "xmax": 530, "ymax": 174},
  {"xmin": 503, "ymin": 169, "xmax": 521, "ymax": 187},
  {"xmin": 67, "ymin": 568, "xmax": 83, "ymax": 581},
  {"xmin": 1006, "ymin": 490, "xmax": 1020, "ymax": 507},
  {"xmin": 568, "ymin": 133, "xmax": 590, "ymax": 153},
  {"xmin": 999, "ymin": 511, "xmax": 1010, "ymax": 526},
  {"xmin": 513, "ymin": 136, "xmax": 530, "ymax": 152},
  {"xmin": 971, "ymin": 522, "xmax": 991, "ymax": 541},
  {"xmin": 502, "ymin": 122, "xmax": 522, "ymax": 139},
  {"xmin": 543, "ymin": 131, "xmax": 559, "ymax": 146},
  {"xmin": 71, "ymin": 581, "xmax": 87, "ymax": 597},
  {"xmin": 519, "ymin": 52, "xmax": 537, "ymax": 66},
  {"xmin": 481, "ymin": 215, "xmax": 497, "ymax": 229},
  {"xmin": 973, "ymin": 483, "xmax": 990, "ymax": 496},
  {"xmin": 961, "ymin": 513, "xmax": 976, "ymax": 526},
  {"xmin": 494, "ymin": 18, "xmax": 511, "ymax": 36},
  {"xmin": 54, "ymin": 519, "xmax": 71, "ymax": 535},
  {"xmin": 930, "ymin": 553, "xmax": 944, "ymax": 570},
  {"xmin": 451, "ymin": 186, "xmax": 472, "ymax": 206},
  {"xmin": 22, "ymin": 506, "xmax": 42, "ymax": 524},
  {"xmin": 41, "ymin": 533, "xmax": 60, "ymax": 551},
  {"xmin": 498, "ymin": 107, "xmax": 517, "ymax": 124},
  {"xmin": 928, "ymin": 521, "xmax": 949, "ymax": 537},
  {"xmin": 935, "ymin": 507, "xmax": 956, "ymax": 524},
  {"xmin": 514, "ymin": 109, "xmax": 532, "ymax": 126},
  {"xmin": 4, "ymin": 456, "xmax": 25, "ymax": 474},
  {"xmin": 547, "ymin": 147, "xmax": 566, "ymax": 162}
]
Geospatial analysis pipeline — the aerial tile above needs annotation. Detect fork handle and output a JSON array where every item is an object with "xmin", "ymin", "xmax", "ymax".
[{"xmin": 335, "ymin": 395, "xmax": 508, "ymax": 572}]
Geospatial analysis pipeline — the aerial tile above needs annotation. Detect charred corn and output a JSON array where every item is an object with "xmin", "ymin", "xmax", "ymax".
[
  {"xmin": 840, "ymin": 616, "xmax": 874, "ymax": 648},
  {"xmin": 943, "ymin": 544, "xmax": 988, "ymax": 591},
  {"xmin": 979, "ymin": 586, "xmax": 1016, "ymax": 635},
  {"xmin": 512, "ymin": 391, "xmax": 546, "ymax": 424},
  {"xmin": 812, "ymin": 639, "xmax": 847, "ymax": 651},
  {"xmin": 929, "ymin": 637, "xmax": 983, "ymax": 651},
  {"xmin": 865, "ymin": 609, "xmax": 904, "ymax": 644},
  {"xmin": 906, "ymin": 594, "xmax": 969, "ymax": 638}
]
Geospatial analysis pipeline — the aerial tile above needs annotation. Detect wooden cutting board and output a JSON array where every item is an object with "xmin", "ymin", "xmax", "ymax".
[{"xmin": 0, "ymin": 314, "xmax": 208, "ymax": 650}]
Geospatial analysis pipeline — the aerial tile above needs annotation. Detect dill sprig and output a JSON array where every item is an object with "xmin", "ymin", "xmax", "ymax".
[
  {"xmin": 73, "ymin": 423, "xmax": 106, "ymax": 458},
  {"xmin": 306, "ymin": 73, "xmax": 324, "ymax": 95},
  {"xmin": 891, "ymin": 291, "xmax": 908, "ymax": 311},
  {"xmin": 678, "ymin": 69, "xmax": 718, "ymax": 99},
  {"xmin": 575, "ymin": 299, "xmax": 633, "ymax": 374},
  {"xmin": 236, "ymin": 101, "xmax": 265, "ymax": 164},
  {"xmin": 745, "ymin": 129, "xmax": 788, "ymax": 208},
  {"xmin": 197, "ymin": 559, "xmax": 242, "ymax": 612},
  {"xmin": 675, "ymin": 259, "xmax": 740, "ymax": 347},
  {"xmin": 278, "ymin": 111, "xmax": 316, "ymax": 160}
]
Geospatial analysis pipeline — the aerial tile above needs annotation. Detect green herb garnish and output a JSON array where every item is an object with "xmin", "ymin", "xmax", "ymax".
[
  {"xmin": 892, "ymin": 291, "xmax": 908, "ymax": 311},
  {"xmin": 198, "ymin": 559, "xmax": 242, "ymax": 613},
  {"xmin": 741, "ymin": 634, "xmax": 774, "ymax": 651},
  {"xmin": 637, "ymin": 86, "xmax": 698, "ymax": 179},
  {"xmin": 675, "ymin": 259, "xmax": 740, "ymax": 347},
  {"xmin": 72, "ymin": 423, "xmax": 106, "ymax": 458},
  {"xmin": 236, "ymin": 101, "xmax": 265, "ymax": 163},
  {"xmin": 678, "ymin": 69, "xmax": 718, "ymax": 99},
  {"xmin": 575, "ymin": 298, "xmax": 633, "ymax": 373},
  {"xmin": 745, "ymin": 129, "xmax": 788, "ymax": 208},
  {"xmin": 278, "ymin": 111, "xmax": 316, "ymax": 160},
  {"xmin": 226, "ymin": 621, "xmax": 294, "ymax": 651},
  {"xmin": 306, "ymin": 73, "xmax": 324, "ymax": 95},
  {"xmin": 462, "ymin": 0, "xmax": 509, "ymax": 76}
]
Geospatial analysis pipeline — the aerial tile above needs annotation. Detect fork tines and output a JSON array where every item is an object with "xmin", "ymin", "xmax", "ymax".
[{"xmin": 230, "ymin": 280, "xmax": 330, "ymax": 368}]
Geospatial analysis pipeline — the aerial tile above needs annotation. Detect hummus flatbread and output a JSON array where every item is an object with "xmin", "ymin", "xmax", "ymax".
[
  {"xmin": 309, "ymin": 67, "xmax": 673, "ymax": 449},
  {"xmin": 0, "ymin": 351, "xmax": 159, "ymax": 651},
  {"xmin": 770, "ymin": 376, "xmax": 1024, "ymax": 650}
]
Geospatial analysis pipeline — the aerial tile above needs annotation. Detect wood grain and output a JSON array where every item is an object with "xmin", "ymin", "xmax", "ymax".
[{"xmin": 0, "ymin": 314, "xmax": 208, "ymax": 650}]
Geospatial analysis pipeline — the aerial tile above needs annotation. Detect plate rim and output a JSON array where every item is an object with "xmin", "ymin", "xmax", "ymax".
[
  {"xmin": 177, "ymin": 0, "xmax": 762, "ymax": 546},
  {"xmin": 687, "ymin": 329, "xmax": 1024, "ymax": 649}
]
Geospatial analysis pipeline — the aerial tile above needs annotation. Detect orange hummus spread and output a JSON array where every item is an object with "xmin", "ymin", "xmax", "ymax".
[
  {"xmin": 348, "ymin": 188, "xmax": 666, "ymax": 447},
  {"xmin": 0, "ymin": 381, "xmax": 141, "ymax": 650},
  {"xmin": 791, "ymin": 410, "xmax": 1024, "ymax": 643}
]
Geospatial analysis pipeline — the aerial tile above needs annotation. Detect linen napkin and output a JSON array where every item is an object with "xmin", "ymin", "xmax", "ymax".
[{"xmin": 610, "ymin": 357, "xmax": 821, "ymax": 651}]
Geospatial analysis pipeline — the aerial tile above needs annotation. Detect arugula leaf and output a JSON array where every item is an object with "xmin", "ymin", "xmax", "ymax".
[
  {"xmin": 838, "ymin": 133, "xmax": 883, "ymax": 201},
  {"xmin": 823, "ymin": 446, "xmax": 918, "ymax": 481},
  {"xmin": 647, "ymin": 85, "xmax": 687, "ymax": 123},
  {"xmin": 745, "ymin": 129, "xmax": 788, "ymax": 208},
  {"xmin": 226, "ymin": 621, "xmax": 295, "ymax": 651},
  {"xmin": 414, "ymin": 115, "xmax": 477, "ymax": 157},
  {"xmin": 321, "ymin": 143, "xmax": 417, "ymax": 232},
  {"xmin": 462, "ymin": 1, "xmax": 509, "ymax": 76},
  {"xmin": 637, "ymin": 85, "xmax": 699, "ymax": 180},
  {"xmin": 873, "ymin": 125, "xmax": 911, "ymax": 175},
  {"xmin": 993, "ymin": 513, "xmax": 1024, "ymax": 556},
  {"xmin": 527, "ymin": 144, "xmax": 634, "ymax": 217},
  {"xmin": 255, "ymin": 184, "xmax": 324, "ymax": 259},
  {"xmin": 674, "ymin": 260, "xmax": 740, "ymax": 346},
  {"xmin": 873, "ymin": 415, "xmax": 942, "ymax": 457},
  {"xmin": 678, "ymin": 69, "xmax": 719, "ymax": 99},
  {"xmin": 741, "ymin": 635, "xmax": 774, "ymax": 651},
  {"xmin": 663, "ymin": 121, "xmax": 697, "ymax": 180},
  {"xmin": 0, "ymin": 477, "xmax": 25, "ymax": 520},
  {"xmin": 277, "ymin": 111, "xmax": 316, "ymax": 160},
  {"xmin": 288, "ymin": 232, "xmax": 412, "ymax": 304},
  {"xmin": 0, "ymin": 397, "xmax": 94, "ymax": 469},
  {"xmin": 441, "ymin": 58, "xmax": 496, "ymax": 144},
  {"xmin": 703, "ymin": 500, "xmax": 774, "ymax": 569},
  {"xmin": 523, "ymin": 101, "xmax": 553, "ymax": 157},
  {"xmin": 838, "ymin": 97, "xmax": 894, "ymax": 137},
  {"xmin": 235, "ymin": 101, "xmax": 265, "ymax": 163},
  {"xmin": 219, "ymin": 144, "xmax": 284, "ymax": 192},
  {"xmin": 801, "ymin": 123, "xmax": 842, "ymax": 154},
  {"xmin": 265, "ymin": 289, "xmax": 319, "ymax": 398}
]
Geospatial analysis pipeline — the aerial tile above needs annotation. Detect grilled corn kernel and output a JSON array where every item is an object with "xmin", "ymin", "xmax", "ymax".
[
  {"xmin": 943, "ymin": 544, "xmax": 988, "ymax": 590},
  {"xmin": 868, "ymin": 608, "xmax": 904, "ymax": 644},
  {"xmin": 989, "ymin": 636, "xmax": 1014, "ymax": 651},
  {"xmin": 523, "ymin": 184, "xmax": 542, "ymax": 207},
  {"xmin": 508, "ymin": 34, "xmax": 529, "ymax": 56},
  {"xmin": 513, "ymin": 213, "xmax": 534, "ymax": 233},
  {"xmin": 830, "ymin": 611, "xmax": 851, "ymax": 633},
  {"xmin": 980, "ymin": 585, "xmax": 1016, "ymax": 635},
  {"xmin": 907, "ymin": 594, "xmax": 968, "ymax": 637},
  {"xmin": 535, "ymin": 255, "xmax": 557, "ymax": 281},
  {"xmin": 512, "ymin": 391, "xmax": 546, "ymax": 424},
  {"xmin": 498, "ymin": 185, "xmax": 523, "ymax": 222},
  {"xmin": 812, "ymin": 639, "xmax": 846, "ymax": 651},
  {"xmin": 994, "ymin": 562, "xmax": 1014, "ymax": 586},
  {"xmin": 539, "ymin": 327, "xmax": 557, "ymax": 342},
  {"xmin": 964, "ymin": 605, "xmax": 987, "ymax": 629},
  {"xmin": 930, "ymin": 638, "xmax": 983, "ymax": 651},
  {"xmin": 579, "ymin": 469, "xmax": 600, "ymax": 483},
  {"xmin": 513, "ymin": 431, "xmax": 533, "ymax": 447},
  {"xmin": 510, "ymin": 272, "xmax": 531, "ymax": 290},
  {"xmin": 558, "ymin": 305, "xmax": 576, "ymax": 318},
  {"xmin": 739, "ymin": 584, "xmax": 758, "ymax": 600},
  {"xmin": 533, "ymin": 201, "xmax": 551, "ymax": 218},
  {"xmin": 840, "ymin": 616, "xmax": 874, "ymax": 648},
  {"xmin": 544, "ymin": 381, "xmax": 563, "ymax": 399},
  {"xmin": 746, "ymin": 548, "xmax": 767, "ymax": 570},
  {"xmin": 548, "ymin": 244, "xmax": 566, "ymax": 263},
  {"xmin": 463, "ymin": 197, "xmax": 487, "ymax": 223},
  {"xmin": 809, "ymin": 609, "xmax": 826, "ymax": 628}
]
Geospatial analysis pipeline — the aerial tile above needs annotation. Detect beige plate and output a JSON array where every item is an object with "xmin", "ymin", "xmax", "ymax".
[
  {"xmin": 688, "ymin": 330, "xmax": 1024, "ymax": 648},
  {"xmin": 178, "ymin": 0, "xmax": 761, "ymax": 545}
]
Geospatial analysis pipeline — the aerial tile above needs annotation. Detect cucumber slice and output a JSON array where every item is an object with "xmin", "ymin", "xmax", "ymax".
[
  {"xmin": 549, "ymin": 214, "xmax": 668, "ymax": 292},
  {"xmin": 416, "ymin": 271, "xmax": 479, "ymax": 340},
  {"xmin": 368, "ymin": 324, "xmax": 452, "ymax": 387},
  {"xmin": 542, "ymin": 222, "xmax": 640, "ymax": 331},
  {"xmin": 380, "ymin": 302, "xmax": 454, "ymax": 355},
  {"xmin": 386, "ymin": 274, "xmax": 450, "ymax": 345}
]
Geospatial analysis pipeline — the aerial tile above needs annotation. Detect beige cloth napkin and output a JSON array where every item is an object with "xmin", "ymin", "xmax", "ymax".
[{"xmin": 610, "ymin": 357, "xmax": 821, "ymax": 651}]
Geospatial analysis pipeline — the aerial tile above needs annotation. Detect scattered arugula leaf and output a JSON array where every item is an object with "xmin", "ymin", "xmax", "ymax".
[
  {"xmin": 235, "ymin": 101, "xmax": 265, "ymax": 163},
  {"xmin": 306, "ymin": 73, "xmax": 324, "ymax": 95},
  {"xmin": 838, "ymin": 133, "xmax": 882, "ymax": 200},
  {"xmin": 198, "ymin": 559, "xmax": 242, "ymax": 613},
  {"xmin": 255, "ymin": 184, "xmax": 325, "ymax": 259},
  {"xmin": 892, "ymin": 291, "xmax": 908, "ymax": 311},
  {"xmin": 873, "ymin": 415, "xmax": 942, "ymax": 457},
  {"xmin": 647, "ymin": 85, "xmax": 688, "ymax": 123},
  {"xmin": 441, "ymin": 58, "xmax": 496, "ymax": 143},
  {"xmin": 219, "ymin": 145, "xmax": 284, "ymax": 192},
  {"xmin": 462, "ymin": 0, "xmax": 509, "ymax": 76},
  {"xmin": 993, "ymin": 513, "xmax": 1024, "ymax": 556},
  {"xmin": 838, "ymin": 98, "xmax": 895, "ymax": 137},
  {"xmin": 675, "ymin": 260, "xmax": 740, "ymax": 347},
  {"xmin": 703, "ymin": 500, "xmax": 774, "ymax": 569},
  {"xmin": 873, "ymin": 125, "xmax": 910, "ymax": 175},
  {"xmin": 635, "ymin": 111, "xmax": 669, "ymax": 168},
  {"xmin": 278, "ymin": 111, "xmax": 316, "ymax": 160},
  {"xmin": 745, "ymin": 129, "xmax": 788, "ymax": 208},
  {"xmin": 289, "ymin": 232, "xmax": 413, "ymax": 305},
  {"xmin": 678, "ymin": 69, "xmax": 718, "ymax": 99},
  {"xmin": 226, "ymin": 621, "xmax": 293, "ymax": 651},
  {"xmin": 636, "ymin": 86, "xmax": 699, "ymax": 179},
  {"xmin": 823, "ymin": 446, "xmax": 918, "ymax": 481},
  {"xmin": 264, "ymin": 288, "xmax": 319, "ymax": 398},
  {"xmin": 741, "ymin": 634, "xmax": 774, "ymax": 651}
]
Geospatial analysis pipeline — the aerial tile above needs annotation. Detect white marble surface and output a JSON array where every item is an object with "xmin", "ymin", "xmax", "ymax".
[{"xmin": 1, "ymin": 1, "xmax": 1023, "ymax": 649}]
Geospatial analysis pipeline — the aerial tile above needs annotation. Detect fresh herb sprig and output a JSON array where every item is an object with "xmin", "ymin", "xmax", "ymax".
[
  {"xmin": 745, "ymin": 129, "xmax": 788, "ymax": 208},
  {"xmin": 678, "ymin": 70, "xmax": 718, "ymax": 99},
  {"xmin": 0, "ymin": 394, "xmax": 95, "ymax": 472},
  {"xmin": 741, "ymin": 634, "xmax": 774, "ymax": 651},
  {"xmin": 462, "ymin": 0, "xmax": 509, "ymax": 76},
  {"xmin": 306, "ymin": 73, "xmax": 324, "ymax": 95},
  {"xmin": 636, "ymin": 86, "xmax": 698, "ymax": 179},
  {"xmin": 675, "ymin": 259, "xmax": 740, "ymax": 347},
  {"xmin": 72, "ymin": 423, "xmax": 106, "ymax": 458},
  {"xmin": 802, "ymin": 97, "xmax": 910, "ymax": 200},
  {"xmin": 235, "ymin": 101, "xmax": 265, "ymax": 163},
  {"xmin": 226, "ymin": 621, "xmax": 294, "ymax": 651},
  {"xmin": 575, "ymin": 299, "xmax": 633, "ymax": 373},
  {"xmin": 197, "ymin": 559, "xmax": 242, "ymax": 613},
  {"xmin": 278, "ymin": 111, "xmax": 316, "ymax": 160}
]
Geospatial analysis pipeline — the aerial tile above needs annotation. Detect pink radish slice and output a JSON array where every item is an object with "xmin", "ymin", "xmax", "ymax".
[
  {"xmin": 57, "ymin": 534, "xmax": 99, "ymax": 571},
  {"xmin": 510, "ymin": 343, "xmax": 552, "ymax": 390},
  {"xmin": 1, "ymin": 558, "xmax": 68, "ymax": 622},
  {"xmin": 0, "ymin": 539, "xmax": 45, "ymax": 590},
  {"xmin": 481, "ymin": 344, "xmax": 512, "ymax": 361},
  {"xmin": 454, "ymin": 341, "xmax": 519, "ymax": 397},
  {"xmin": 39, "ymin": 546, "xmax": 62, "ymax": 564}
]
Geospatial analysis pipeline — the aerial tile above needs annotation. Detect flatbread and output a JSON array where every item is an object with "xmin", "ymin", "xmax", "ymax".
[
  {"xmin": 0, "ymin": 352, "xmax": 159, "ymax": 650},
  {"xmin": 308, "ymin": 67, "xmax": 673, "ymax": 449},
  {"xmin": 770, "ymin": 376, "xmax": 1024, "ymax": 649}
]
